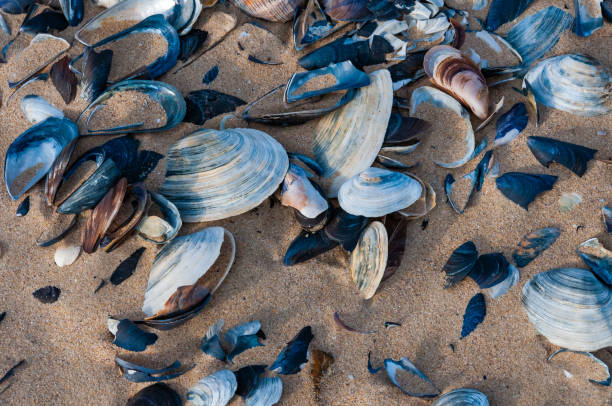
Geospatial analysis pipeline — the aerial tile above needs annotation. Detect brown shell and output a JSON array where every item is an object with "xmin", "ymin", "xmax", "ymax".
[
  {"xmin": 45, "ymin": 138, "xmax": 78, "ymax": 207},
  {"xmin": 100, "ymin": 183, "xmax": 149, "ymax": 252}
]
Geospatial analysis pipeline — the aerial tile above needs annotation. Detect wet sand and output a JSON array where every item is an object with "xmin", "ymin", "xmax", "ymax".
[{"xmin": 0, "ymin": 1, "xmax": 611, "ymax": 405}]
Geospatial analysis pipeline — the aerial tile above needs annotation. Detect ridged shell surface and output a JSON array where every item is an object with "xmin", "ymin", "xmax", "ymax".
[
  {"xmin": 524, "ymin": 54, "xmax": 611, "ymax": 117},
  {"xmin": 231, "ymin": 0, "xmax": 305, "ymax": 22},
  {"xmin": 432, "ymin": 388, "xmax": 489, "ymax": 406},
  {"xmin": 338, "ymin": 167, "xmax": 423, "ymax": 217},
  {"xmin": 521, "ymin": 267, "xmax": 612, "ymax": 352},
  {"xmin": 160, "ymin": 128, "xmax": 289, "ymax": 222},
  {"xmin": 314, "ymin": 69, "xmax": 393, "ymax": 197},
  {"xmin": 350, "ymin": 221, "xmax": 388, "ymax": 300},
  {"xmin": 187, "ymin": 369, "xmax": 237, "ymax": 406}
]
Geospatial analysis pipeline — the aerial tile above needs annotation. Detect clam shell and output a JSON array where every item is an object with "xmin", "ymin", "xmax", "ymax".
[
  {"xmin": 54, "ymin": 245, "xmax": 81, "ymax": 267},
  {"xmin": 350, "ymin": 221, "xmax": 388, "ymax": 299},
  {"xmin": 231, "ymin": 0, "xmax": 305, "ymax": 22},
  {"xmin": 187, "ymin": 369, "xmax": 237, "ymax": 406},
  {"xmin": 142, "ymin": 227, "xmax": 235, "ymax": 318},
  {"xmin": 313, "ymin": 69, "xmax": 393, "ymax": 197},
  {"xmin": 409, "ymin": 86, "xmax": 475, "ymax": 168},
  {"xmin": 21, "ymin": 95, "xmax": 64, "ymax": 124},
  {"xmin": 521, "ymin": 267, "xmax": 612, "ymax": 351},
  {"xmin": 245, "ymin": 377, "xmax": 283, "ymax": 406},
  {"xmin": 524, "ymin": 54, "xmax": 611, "ymax": 117},
  {"xmin": 338, "ymin": 167, "xmax": 422, "ymax": 218},
  {"xmin": 281, "ymin": 164, "xmax": 328, "ymax": 219},
  {"xmin": 160, "ymin": 128, "xmax": 289, "ymax": 223},
  {"xmin": 432, "ymin": 388, "xmax": 489, "ymax": 405}
]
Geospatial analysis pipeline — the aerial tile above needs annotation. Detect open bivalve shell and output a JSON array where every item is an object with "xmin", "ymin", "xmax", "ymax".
[
  {"xmin": 338, "ymin": 167, "xmax": 422, "ymax": 218},
  {"xmin": 160, "ymin": 128, "xmax": 289, "ymax": 223},
  {"xmin": 351, "ymin": 221, "xmax": 388, "ymax": 299},
  {"xmin": 313, "ymin": 69, "xmax": 393, "ymax": 197},
  {"xmin": 231, "ymin": 0, "xmax": 305, "ymax": 22},
  {"xmin": 141, "ymin": 227, "xmax": 235, "ymax": 329},
  {"xmin": 432, "ymin": 388, "xmax": 489, "ymax": 405},
  {"xmin": 521, "ymin": 267, "xmax": 612, "ymax": 352}
]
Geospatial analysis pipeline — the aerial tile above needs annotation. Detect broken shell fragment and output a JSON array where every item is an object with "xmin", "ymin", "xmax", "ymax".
[
  {"xmin": 410, "ymin": 86, "xmax": 475, "ymax": 168},
  {"xmin": 187, "ymin": 369, "xmax": 237, "ymax": 406},
  {"xmin": 494, "ymin": 103, "xmax": 528, "ymax": 147},
  {"xmin": 54, "ymin": 245, "xmax": 81, "ymax": 267},
  {"xmin": 110, "ymin": 247, "xmax": 146, "ymax": 286},
  {"xmin": 314, "ymin": 69, "xmax": 393, "ymax": 197},
  {"xmin": 380, "ymin": 357, "xmax": 440, "ymax": 398},
  {"xmin": 108, "ymin": 318, "xmax": 157, "ymax": 352},
  {"xmin": 281, "ymin": 164, "xmax": 329, "ymax": 219},
  {"xmin": 524, "ymin": 54, "xmax": 611, "ymax": 117},
  {"xmin": 442, "ymin": 241, "xmax": 478, "ymax": 288},
  {"xmin": 350, "ymin": 221, "xmax": 388, "ymax": 299},
  {"xmin": 21, "ymin": 95, "xmax": 64, "ymax": 124},
  {"xmin": 603, "ymin": 206, "xmax": 612, "ymax": 233},
  {"xmin": 293, "ymin": 0, "xmax": 340, "ymax": 50},
  {"xmin": 321, "ymin": 0, "xmax": 370, "ymax": 20},
  {"xmin": 8, "ymin": 34, "xmax": 69, "ymax": 88},
  {"xmin": 235, "ymin": 364, "xmax": 267, "ymax": 398},
  {"xmin": 284, "ymin": 230, "xmax": 338, "ymax": 266},
  {"xmin": 381, "ymin": 113, "xmax": 428, "ymax": 155},
  {"xmin": 547, "ymin": 348, "xmax": 611, "ymax": 386},
  {"xmin": 161, "ymin": 128, "xmax": 288, "ymax": 222},
  {"xmin": 574, "ymin": 0, "xmax": 603, "ymax": 37},
  {"xmin": 141, "ymin": 227, "xmax": 235, "ymax": 329},
  {"xmin": 59, "ymin": 0, "xmax": 83, "ymax": 26},
  {"xmin": 338, "ymin": 167, "xmax": 423, "ymax": 218},
  {"xmin": 495, "ymin": 172, "xmax": 557, "ymax": 210},
  {"xmin": 461, "ymin": 292, "xmax": 486, "ymax": 338},
  {"xmin": 4, "ymin": 117, "xmax": 79, "ymax": 200},
  {"xmin": 270, "ymin": 326, "xmax": 313, "ymax": 375},
  {"xmin": 38, "ymin": 213, "xmax": 78, "ymax": 247},
  {"xmin": 137, "ymin": 192, "xmax": 182, "ymax": 244},
  {"xmin": 323, "ymin": 208, "xmax": 366, "ymax": 251},
  {"xmin": 224, "ymin": 320, "xmax": 265, "ymax": 363},
  {"xmin": 183, "ymin": 89, "xmax": 246, "ymax": 125},
  {"xmin": 115, "ymin": 357, "xmax": 194, "ymax": 383},
  {"xmin": 127, "ymin": 383, "xmax": 182, "ymax": 406},
  {"xmin": 521, "ymin": 267, "xmax": 612, "ymax": 351},
  {"xmin": 50, "ymin": 56, "xmax": 78, "ymax": 105},
  {"xmin": 513, "ymin": 227, "xmax": 561, "ymax": 268},
  {"xmin": 577, "ymin": 238, "xmax": 612, "ymax": 286},
  {"xmin": 527, "ymin": 136, "xmax": 597, "ymax": 177},
  {"xmin": 469, "ymin": 253, "xmax": 519, "ymax": 299},
  {"xmin": 78, "ymin": 46, "xmax": 113, "ymax": 103},
  {"xmin": 201, "ymin": 319, "xmax": 226, "ymax": 361},
  {"xmin": 423, "ymin": 45, "xmax": 489, "ymax": 119},
  {"xmin": 432, "ymin": 388, "xmax": 489, "ymax": 405},
  {"xmin": 231, "ymin": 0, "xmax": 305, "ymax": 22},
  {"xmin": 485, "ymin": 0, "xmax": 534, "ymax": 31}
]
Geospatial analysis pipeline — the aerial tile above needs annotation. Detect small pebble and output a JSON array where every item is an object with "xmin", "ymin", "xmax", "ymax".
[
  {"xmin": 33, "ymin": 286, "xmax": 61, "ymax": 303},
  {"xmin": 597, "ymin": 130, "xmax": 607, "ymax": 136},
  {"xmin": 348, "ymin": 374, "xmax": 354, "ymax": 380}
]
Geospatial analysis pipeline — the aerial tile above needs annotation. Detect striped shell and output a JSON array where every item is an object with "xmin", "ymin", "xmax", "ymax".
[
  {"xmin": 187, "ymin": 369, "xmax": 237, "ymax": 406},
  {"xmin": 231, "ymin": 0, "xmax": 305, "ymax": 22},
  {"xmin": 338, "ymin": 167, "xmax": 423, "ymax": 218},
  {"xmin": 432, "ymin": 388, "xmax": 489, "ymax": 406},
  {"xmin": 350, "ymin": 221, "xmax": 388, "ymax": 299},
  {"xmin": 314, "ymin": 69, "xmax": 393, "ymax": 197},
  {"xmin": 521, "ymin": 267, "xmax": 612, "ymax": 352},
  {"xmin": 160, "ymin": 128, "xmax": 289, "ymax": 222}
]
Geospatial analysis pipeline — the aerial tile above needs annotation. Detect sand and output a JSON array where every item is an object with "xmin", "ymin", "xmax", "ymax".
[{"xmin": 0, "ymin": 1, "xmax": 611, "ymax": 405}]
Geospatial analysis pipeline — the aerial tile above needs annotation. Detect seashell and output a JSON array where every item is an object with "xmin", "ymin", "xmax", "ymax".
[
  {"xmin": 225, "ymin": 322, "xmax": 265, "ymax": 364},
  {"xmin": 495, "ymin": 172, "xmax": 557, "ymax": 210},
  {"xmin": 604, "ymin": 0, "xmax": 612, "ymax": 20},
  {"xmin": 334, "ymin": 311, "xmax": 374, "ymax": 334},
  {"xmin": 559, "ymin": 192, "xmax": 582, "ymax": 213},
  {"xmin": 423, "ymin": 45, "xmax": 489, "ymax": 119},
  {"xmin": 485, "ymin": 0, "xmax": 534, "ymax": 31},
  {"xmin": 115, "ymin": 357, "xmax": 194, "ymax": 383},
  {"xmin": 16, "ymin": 196, "xmax": 29, "ymax": 217},
  {"xmin": 288, "ymin": 153, "xmax": 323, "ymax": 176},
  {"xmin": 445, "ymin": 150, "xmax": 495, "ymax": 214},
  {"xmin": 310, "ymin": 349, "xmax": 334, "ymax": 400},
  {"xmin": 462, "ymin": 31, "xmax": 521, "ymax": 71},
  {"xmin": 54, "ymin": 245, "xmax": 80, "ymax": 267},
  {"xmin": 203, "ymin": 65, "xmax": 219, "ymax": 84},
  {"xmin": 494, "ymin": 103, "xmax": 527, "ymax": 147},
  {"xmin": 338, "ymin": 167, "xmax": 422, "ymax": 218},
  {"xmin": 461, "ymin": 292, "xmax": 485, "ymax": 338},
  {"xmin": 4, "ymin": 117, "xmax": 79, "ymax": 200},
  {"xmin": 161, "ymin": 128, "xmax": 288, "ymax": 223},
  {"xmin": 8, "ymin": 34, "xmax": 69, "ymax": 88},
  {"xmin": 380, "ymin": 113, "xmax": 428, "ymax": 155},
  {"xmin": 382, "ymin": 213, "xmax": 407, "ymax": 281},
  {"xmin": 37, "ymin": 213, "xmax": 78, "ymax": 247},
  {"xmin": 547, "ymin": 348, "xmax": 611, "ymax": 386},
  {"xmin": 577, "ymin": 238, "xmax": 612, "ymax": 286},
  {"xmin": 372, "ymin": 356, "xmax": 440, "ymax": 398},
  {"xmin": 33, "ymin": 286, "xmax": 61, "ymax": 303},
  {"xmin": 179, "ymin": 29, "xmax": 208, "ymax": 62},
  {"xmin": 469, "ymin": 253, "xmax": 519, "ymax": 299},
  {"xmin": 503, "ymin": 6, "xmax": 573, "ymax": 66},
  {"xmin": 107, "ymin": 318, "xmax": 157, "ymax": 352},
  {"xmin": 82, "ymin": 178, "xmax": 127, "ymax": 254},
  {"xmin": 79, "ymin": 80, "xmax": 186, "ymax": 135},
  {"xmin": 513, "ymin": 227, "xmax": 561, "ymax": 268},
  {"xmin": 187, "ymin": 369, "xmax": 237, "ymax": 406},
  {"xmin": 410, "ymin": 86, "xmax": 475, "ymax": 168},
  {"xmin": 281, "ymin": 164, "xmax": 329, "ymax": 219},
  {"xmin": 76, "ymin": 0, "xmax": 203, "ymax": 46},
  {"xmin": 59, "ymin": 0, "xmax": 83, "ymax": 26},
  {"xmin": 92, "ymin": 0, "xmax": 123, "ymax": 7},
  {"xmin": 323, "ymin": 208, "xmax": 366, "ymax": 251},
  {"xmin": 375, "ymin": 155, "xmax": 414, "ymax": 170},
  {"xmin": 321, "ymin": 0, "xmax": 370, "ymax": 20},
  {"xmin": 574, "ymin": 0, "xmax": 603, "ymax": 37},
  {"xmin": 283, "ymin": 230, "xmax": 338, "ymax": 266},
  {"xmin": 293, "ymin": 0, "xmax": 341, "ymax": 50},
  {"xmin": 100, "ymin": 184, "xmax": 149, "ymax": 252},
  {"xmin": 314, "ymin": 69, "xmax": 392, "ymax": 197},
  {"xmin": 201, "ymin": 319, "xmax": 227, "ymax": 361},
  {"xmin": 230, "ymin": 0, "xmax": 304, "ymax": 22},
  {"xmin": 432, "ymin": 388, "xmax": 489, "ymax": 406},
  {"xmin": 137, "ymin": 193, "xmax": 182, "ymax": 245},
  {"xmin": 298, "ymin": 35, "xmax": 393, "ymax": 71},
  {"xmin": 21, "ymin": 95, "xmax": 64, "ymax": 124},
  {"xmin": 442, "ymin": 241, "xmax": 478, "ymax": 288},
  {"xmin": 350, "ymin": 221, "xmax": 388, "ymax": 299},
  {"xmin": 237, "ymin": 22, "xmax": 284, "ymax": 66},
  {"xmin": 603, "ymin": 205, "xmax": 612, "ymax": 233},
  {"xmin": 397, "ymin": 173, "xmax": 436, "ymax": 220},
  {"xmin": 524, "ymin": 54, "xmax": 611, "ymax": 117},
  {"xmin": 71, "ymin": 15, "xmax": 180, "ymax": 84},
  {"xmin": 527, "ymin": 136, "xmax": 597, "ymax": 177},
  {"xmin": 235, "ymin": 365, "xmax": 267, "ymax": 397},
  {"xmin": 141, "ymin": 227, "xmax": 235, "ymax": 329},
  {"xmin": 270, "ymin": 326, "xmax": 313, "ymax": 375},
  {"xmin": 245, "ymin": 377, "xmax": 283, "ymax": 406},
  {"xmin": 127, "ymin": 383, "xmax": 182, "ymax": 406},
  {"xmin": 388, "ymin": 52, "xmax": 426, "ymax": 91},
  {"xmin": 0, "ymin": 0, "xmax": 34, "ymax": 13},
  {"xmin": 522, "ymin": 267, "xmax": 612, "ymax": 351},
  {"xmin": 285, "ymin": 61, "xmax": 370, "ymax": 103},
  {"xmin": 183, "ymin": 89, "xmax": 246, "ymax": 125},
  {"xmin": 78, "ymin": 46, "xmax": 113, "ymax": 103},
  {"xmin": 20, "ymin": 9, "xmax": 68, "ymax": 35},
  {"xmin": 109, "ymin": 247, "xmax": 146, "ymax": 286}
]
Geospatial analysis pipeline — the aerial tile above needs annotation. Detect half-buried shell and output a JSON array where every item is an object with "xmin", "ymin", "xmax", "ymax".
[
  {"xmin": 160, "ymin": 128, "xmax": 289, "ymax": 223},
  {"xmin": 187, "ymin": 369, "xmax": 237, "ymax": 406},
  {"xmin": 521, "ymin": 267, "xmax": 612, "ymax": 352},
  {"xmin": 432, "ymin": 388, "xmax": 489, "ymax": 405},
  {"xmin": 313, "ymin": 69, "xmax": 393, "ymax": 197},
  {"xmin": 351, "ymin": 221, "xmax": 388, "ymax": 299},
  {"xmin": 231, "ymin": 0, "xmax": 305, "ymax": 22}
]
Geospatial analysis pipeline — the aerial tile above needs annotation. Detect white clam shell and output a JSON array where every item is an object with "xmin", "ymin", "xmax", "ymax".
[
  {"xmin": 524, "ymin": 54, "xmax": 611, "ymax": 117},
  {"xmin": 314, "ymin": 69, "xmax": 393, "ymax": 197},
  {"xmin": 21, "ymin": 95, "xmax": 64, "ymax": 124},
  {"xmin": 245, "ymin": 376, "xmax": 283, "ymax": 406},
  {"xmin": 338, "ymin": 167, "xmax": 423, "ymax": 217},
  {"xmin": 432, "ymin": 388, "xmax": 489, "ymax": 405},
  {"xmin": 410, "ymin": 86, "xmax": 475, "ymax": 168},
  {"xmin": 281, "ymin": 164, "xmax": 328, "ymax": 218},
  {"xmin": 521, "ymin": 267, "xmax": 612, "ymax": 352},
  {"xmin": 187, "ymin": 369, "xmax": 237, "ymax": 406},
  {"xmin": 160, "ymin": 128, "xmax": 289, "ymax": 222},
  {"xmin": 142, "ymin": 227, "xmax": 235, "ymax": 317},
  {"xmin": 350, "ymin": 221, "xmax": 388, "ymax": 300},
  {"xmin": 54, "ymin": 245, "xmax": 81, "ymax": 267}
]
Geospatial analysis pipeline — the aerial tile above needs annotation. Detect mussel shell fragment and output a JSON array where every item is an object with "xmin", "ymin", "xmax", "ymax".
[
  {"xmin": 187, "ymin": 369, "xmax": 237, "ymax": 406},
  {"xmin": 108, "ymin": 318, "xmax": 157, "ymax": 352},
  {"xmin": 381, "ymin": 357, "xmax": 440, "ymax": 398},
  {"xmin": 547, "ymin": 348, "xmax": 611, "ymax": 386},
  {"xmin": 527, "ymin": 136, "xmax": 597, "ymax": 177},
  {"xmin": 603, "ymin": 205, "xmax": 612, "ymax": 233},
  {"xmin": 485, "ymin": 0, "xmax": 534, "ymax": 31},
  {"xmin": 37, "ymin": 213, "xmax": 77, "ymax": 247},
  {"xmin": 574, "ymin": 0, "xmax": 603, "ymax": 37},
  {"xmin": 79, "ymin": 46, "xmax": 113, "ymax": 103},
  {"xmin": 443, "ymin": 241, "xmax": 478, "ymax": 288},
  {"xmin": 110, "ymin": 247, "xmax": 146, "ymax": 286},
  {"xmin": 321, "ymin": 0, "xmax": 370, "ymax": 21},
  {"xmin": 0, "ymin": 0, "xmax": 34, "ymax": 14},
  {"xmin": 4, "ymin": 117, "xmax": 79, "ymax": 200},
  {"xmin": 16, "ymin": 196, "xmax": 29, "ymax": 217},
  {"xmin": 59, "ymin": 0, "xmax": 83, "ymax": 26},
  {"xmin": 323, "ymin": 208, "xmax": 366, "ymax": 251},
  {"xmin": 101, "ymin": 184, "xmax": 149, "ymax": 252},
  {"xmin": 33, "ymin": 286, "xmax": 61, "ymax": 303},
  {"xmin": 179, "ymin": 28, "xmax": 208, "ymax": 62},
  {"xmin": 21, "ymin": 95, "xmax": 64, "ymax": 124},
  {"xmin": 495, "ymin": 172, "xmax": 557, "ymax": 210},
  {"xmin": 201, "ymin": 319, "xmax": 226, "ymax": 361},
  {"xmin": 224, "ymin": 320, "xmax": 265, "ymax": 363},
  {"xmin": 461, "ymin": 292, "xmax": 486, "ymax": 338},
  {"xmin": 577, "ymin": 238, "xmax": 612, "ymax": 286},
  {"xmin": 521, "ymin": 267, "xmax": 612, "ymax": 351},
  {"xmin": 382, "ymin": 213, "xmax": 407, "ymax": 281},
  {"xmin": 284, "ymin": 230, "xmax": 338, "ymax": 266},
  {"xmin": 381, "ymin": 112, "xmax": 428, "ymax": 154},
  {"xmin": 469, "ymin": 253, "xmax": 519, "ymax": 298},
  {"xmin": 235, "ymin": 364, "xmax": 267, "ymax": 397},
  {"xmin": 350, "ymin": 221, "xmax": 388, "ymax": 299},
  {"xmin": 183, "ymin": 89, "xmax": 246, "ymax": 125},
  {"xmin": 432, "ymin": 388, "xmax": 490, "ymax": 406},
  {"xmin": 494, "ymin": 103, "xmax": 528, "ymax": 147},
  {"xmin": 127, "ymin": 383, "xmax": 182, "ymax": 406},
  {"xmin": 115, "ymin": 357, "xmax": 194, "ymax": 383},
  {"xmin": 50, "ymin": 56, "xmax": 77, "ymax": 105},
  {"xmin": 293, "ymin": 0, "xmax": 341, "ymax": 50},
  {"xmin": 513, "ymin": 227, "xmax": 561, "ymax": 268},
  {"xmin": 20, "ymin": 10, "xmax": 68, "ymax": 35},
  {"xmin": 270, "ymin": 326, "xmax": 313, "ymax": 375}
]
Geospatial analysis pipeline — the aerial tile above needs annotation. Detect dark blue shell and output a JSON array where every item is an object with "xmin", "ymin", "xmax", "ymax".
[
  {"xmin": 513, "ymin": 227, "xmax": 561, "ymax": 268},
  {"xmin": 60, "ymin": 0, "xmax": 83, "ymax": 26},
  {"xmin": 20, "ymin": 9, "xmax": 68, "ymax": 35},
  {"xmin": 485, "ymin": 0, "xmax": 534, "ymax": 31},
  {"xmin": 461, "ymin": 293, "xmax": 486, "ymax": 339},
  {"xmin": 527, "ymin": 136, "xmax": 597, "ymax": 177},
  {"xmin": 184, "ymin": 89, "xmax": 246, "ymax": 125},
  {"xmin": 578, "ymin": 251, "xmax": 612, "ymax": 286},
  {"xmin": 0, "ymin": 0, "xmax": 34, "ymax": 14},
  {"xmin": 323, "ymin": 208, "xmax": 367, "ymax": 251},
  {"xmin": 110, "ymin": 247, "xmax": 146, "ymax": 286},
  {"xmin": 235, "ymin": 365, "xmax": 267, "ymax": 397},
  {"xmin": 113, "ymin": 319, "xmax": 158, "ymax": 352},
  {"xmin": 270, "ymin": 326, "xmax": 313, "ymax": 375},
  {"xmin": 495, "ymin": 172, "xmax": 557, "ymax": 210},
  {"xmin": 443, "ymin": 241, "xmax": 479, "ymax": 288},
  {"xmin": 298, "ymin": 35, "xmax": 392, "ymax": 70},
  {"xmin": 202, "ymin": 65, "xmax": 219, "ymax": 84},
  {"xmin": 16, "ymin": 196, "xmax": 29, "ymax": 217},
  {"xmin": 284, "ymin": 230, "xmax": 338, "ymax": 266},
  {"xmin": 494, "ymin": 103, "xmax": 528, "ymax": 147},
  {"xmin": 469, "ymin": 253, "xmax": 511, "ymax": 289}
]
